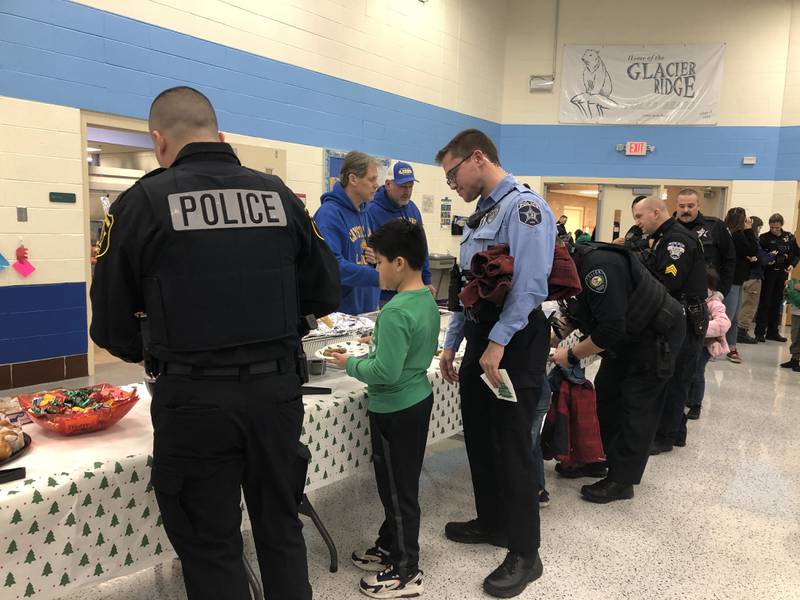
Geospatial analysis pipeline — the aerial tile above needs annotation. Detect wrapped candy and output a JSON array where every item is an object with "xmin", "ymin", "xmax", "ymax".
[{"xmin": 21, "ymin": 385, "xmax": 139, "ymax": 435}]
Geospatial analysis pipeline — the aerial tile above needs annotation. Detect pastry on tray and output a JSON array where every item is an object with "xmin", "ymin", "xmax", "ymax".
[{"xmin": 0, "ymin": 418, "xmax": 24, "ymax": 461}]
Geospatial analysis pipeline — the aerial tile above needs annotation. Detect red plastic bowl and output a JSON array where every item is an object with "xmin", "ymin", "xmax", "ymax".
[{"xmin": 18, "ymin": 386, "xmax": 139, "ymax": 436}]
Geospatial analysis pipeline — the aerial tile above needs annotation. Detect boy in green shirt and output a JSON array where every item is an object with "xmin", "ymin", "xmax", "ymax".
[
  {"xmin": 327, "ymin": 219, "xmax": 440, "ymax": 598},
  {"xmin": 780, "ymin": 276, "xmax": 800, "ymax": 371}
]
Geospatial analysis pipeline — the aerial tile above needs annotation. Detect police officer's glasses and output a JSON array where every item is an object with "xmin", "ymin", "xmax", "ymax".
[{"xmin": 445, "ymin": 152, "xmax": 474, "ymax": 188}]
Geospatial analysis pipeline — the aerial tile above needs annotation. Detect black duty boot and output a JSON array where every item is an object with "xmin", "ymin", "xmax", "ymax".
[
  {"xmin": 766, "ymin": 332, "xmax": 788, "ymax": 342},
  {"xmin": 649, "ymin": 437, "xmax": 674, "ymax": 455},
  {"xmin": 673, "ymin": 415, "xmax": 688, "ymax": 447},
  {"xmin": 483, "ymin": 551, "xmax": 543, "ymax": 598},
  {"xmin": 580, "ymin": 478, "xmax": 634, "ymax": 504},
  {"xmin": 687, "ymin": 406, "xmax": 702, "ymax": 420},
  {"xmin": 755, "ymin": 334, "xmax": 766, "ymax": 343},
  {"xmin": 444, "ymin": 519, "xmax": 507, "ymax": 547},
  {"xmin": 780, "ymin": 358, "xmax": 799, "ymax": 369},
  {"xmin": 554, "ymin": 461, "xmax": 608, "ymax": 479}
]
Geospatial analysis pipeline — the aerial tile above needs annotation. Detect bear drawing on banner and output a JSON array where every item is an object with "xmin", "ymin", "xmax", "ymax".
[{"xmin": 570, "ymin": 49, "xmax": 619, "ymax": 119}]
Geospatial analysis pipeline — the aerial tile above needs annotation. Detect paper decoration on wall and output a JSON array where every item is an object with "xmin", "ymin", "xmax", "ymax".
[
  {"xmin": 0, "ymin": 252, "xmax": 8, "ymax": 273},
  {"xmin": 421, "ymin": 195, "xmax": 434, "ymax": 213},
  {"xmin": 12, "ymin": 245, "xmax": 36, "ymax": 277}
]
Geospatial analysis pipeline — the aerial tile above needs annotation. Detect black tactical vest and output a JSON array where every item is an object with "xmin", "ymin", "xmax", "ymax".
[
  {"xmin": 570, "ymin": 242, "xmax": 682, "ymax": 337},
  {"xmin": 136, "ymin": 168, "xmax": 299, "ymax": 356}
]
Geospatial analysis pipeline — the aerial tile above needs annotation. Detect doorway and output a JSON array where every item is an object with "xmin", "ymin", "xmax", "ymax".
[{"xmin": 543, "ymin": 183, "xmax": 599, "ymax": 239}]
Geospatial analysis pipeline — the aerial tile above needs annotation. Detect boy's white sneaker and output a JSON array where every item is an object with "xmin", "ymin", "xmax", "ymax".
[{"xmin": 360, "ymin": 567, "xmax": 424, "ymax": 598}]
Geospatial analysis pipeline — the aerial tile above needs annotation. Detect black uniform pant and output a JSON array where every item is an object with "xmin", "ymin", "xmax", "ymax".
[
  {"xmin": 150, "ymin": 370, "xmax": 311, "ymax": 600},
  {"xmin": 755, "ymin": 269, "xmax": 789, "ymax": 337},
  {"xmin": 459, "ymin": 310, "xmax": 548, "ymax": 556},
  {"xmin": 594, "ymin": 322, "xmax": 685, "ymax": 485},
  {"xmin": 370, "ymin": 394, "xmax": 433, "ymax": 576},
  {"xmin": 657, "ymin": 322, "xmax": 703, "ymax": 444}
]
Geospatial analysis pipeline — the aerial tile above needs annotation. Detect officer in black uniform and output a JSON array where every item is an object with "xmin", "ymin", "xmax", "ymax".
[
  {"xmin": 755, "ymin": 213, "xmax": 800, "ymax": 342},
  {"xmin": 674, "ymin": 188, "xmax": 736, "ymax": 297},
  {"xmin": 553, "ymin": 242, "xmax": 685, "ymax": 503},
  {"xmin": 90, "ymin": 87, "xmax": 341, "ymax": 600},
  {"xmin": 634, "ymin": 197, "xmax": 707, "ymax": 454}
]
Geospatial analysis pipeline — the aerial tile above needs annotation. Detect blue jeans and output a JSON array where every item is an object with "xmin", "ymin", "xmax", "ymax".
[
  {"xmin": 724, "ymin": 284, "xmax": 742, "ymax": 348},
  {"xmin": 531, "ymin": 379, "xmax": 552, "ymax": 491},
  {"xmin": 687, "ymin": 347, "xmax": 711, "ymax": 409}
]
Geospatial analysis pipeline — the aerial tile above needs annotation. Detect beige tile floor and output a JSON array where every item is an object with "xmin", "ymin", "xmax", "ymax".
[{"xmin": 7, "ymin": 333, "xmax": 799, "ymax": 600}]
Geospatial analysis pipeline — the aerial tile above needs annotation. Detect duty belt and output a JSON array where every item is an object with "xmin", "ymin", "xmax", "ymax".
[{"xmin": 160, "ymin": 359, "xmax": 284, "ymax": 378}]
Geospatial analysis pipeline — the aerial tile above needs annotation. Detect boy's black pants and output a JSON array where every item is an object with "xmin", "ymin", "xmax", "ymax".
[{"xmin": 369, "ymin": 394, "xmax": 433, "ymax": 576}]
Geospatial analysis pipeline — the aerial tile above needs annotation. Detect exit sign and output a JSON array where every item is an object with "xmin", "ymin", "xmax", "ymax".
[{"xmin": 625, "ymin": 141, "xmax": 648, "ymax": 156}]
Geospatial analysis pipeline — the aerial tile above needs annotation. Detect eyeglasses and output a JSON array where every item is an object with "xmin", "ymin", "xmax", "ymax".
[{"xmin": 445, "ymin": 152, "xmax": 474, "ymax": 188}]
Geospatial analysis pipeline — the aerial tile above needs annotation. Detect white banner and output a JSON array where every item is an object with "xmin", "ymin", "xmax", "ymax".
[{"xmin": 559, "ymin": 44, "xmax": 725, "ymax": 125}]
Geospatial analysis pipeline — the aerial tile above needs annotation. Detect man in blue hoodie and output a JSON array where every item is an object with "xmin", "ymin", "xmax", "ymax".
[
  {"xmin": 315, "ymin": 150, "xmax": 381, "ymax": 315},
  {"xmin": 368, "ymin": 161, "xmax": 434, "ymax": 305}
]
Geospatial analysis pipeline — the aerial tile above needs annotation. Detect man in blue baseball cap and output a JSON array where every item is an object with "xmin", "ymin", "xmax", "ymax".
[{"xmin": 368, "ymin": 161, "xmax": 434, "ymax": 305}]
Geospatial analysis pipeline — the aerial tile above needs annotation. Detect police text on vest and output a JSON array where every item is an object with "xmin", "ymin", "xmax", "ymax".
[{"xmin": 168, "ymin": 189, "xmax": 287, "ymax": 230}]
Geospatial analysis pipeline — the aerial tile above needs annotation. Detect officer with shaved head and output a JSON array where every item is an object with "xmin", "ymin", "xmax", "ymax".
[
  {"xmin": 634, "ymin": 196, "xmax": 707, "ymax": 455},
  {"xmin": 90, "ymin": 86, "xmax": 341, "ymax": 600}
]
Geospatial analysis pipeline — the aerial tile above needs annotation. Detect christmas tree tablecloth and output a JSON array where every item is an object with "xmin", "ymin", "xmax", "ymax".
[{"xmin": 0, "ymin": 369, "xmax": 461, "ymax": 600}]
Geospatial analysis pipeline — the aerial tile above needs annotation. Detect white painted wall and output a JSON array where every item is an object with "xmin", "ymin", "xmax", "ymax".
[
  {"xmin": 0, "ymin": 98, "xmax": 86, "ymax": 287},
  {"xmin": 730, "ymin": 180, "xmax": 798, "ymax": 226},
  {"xmin": 781, "ymin": 0, "xmax": 800, "ymax": 126}
]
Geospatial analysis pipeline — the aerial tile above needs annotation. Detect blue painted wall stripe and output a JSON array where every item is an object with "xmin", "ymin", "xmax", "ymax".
[
  {"xmin": 0, "ymin": 283, "xmax": 87, "ymax": 364},
  {"xmin": 0, "ymin": 0, "xmax": 797, "ymax": 180}
]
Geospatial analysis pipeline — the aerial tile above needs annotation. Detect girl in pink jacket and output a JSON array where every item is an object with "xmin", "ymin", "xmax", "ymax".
[{"xmin": 687, "ymin": 268, "xmax": 731, "ymax": 420}]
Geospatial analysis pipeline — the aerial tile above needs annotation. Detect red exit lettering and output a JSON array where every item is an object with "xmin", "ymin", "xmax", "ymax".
[{"xmin": 625, "ymin": 141, "xmax": 647, "ymax": 156}]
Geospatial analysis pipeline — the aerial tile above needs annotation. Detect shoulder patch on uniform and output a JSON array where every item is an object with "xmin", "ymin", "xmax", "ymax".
[
  {"xmin": 585, "ymin": 269, "xmax": 607, "ymax": 293},
  {"xmin": 667, "ymin": 241, "xmax": 685, "ymax": 260},
  {"xmin": 665, "ymin": 264, "xmax": 678, "ymax": 277},
  {"xmin": 517, "ymin": 199, "xmax": 542, "ymax": 227},
  {"xmin": 95, "ymin": 213, "xmax": 114, "ymax": 259}
]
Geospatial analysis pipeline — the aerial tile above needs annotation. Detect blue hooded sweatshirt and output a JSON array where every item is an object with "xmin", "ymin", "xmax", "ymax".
[
  {"xmin": 314, "ymin": 182, "xmax": 380, "ymax": 315},
  {"xmin": 367, "ymin": 186, "xmax": 432, "ymax": 304}
]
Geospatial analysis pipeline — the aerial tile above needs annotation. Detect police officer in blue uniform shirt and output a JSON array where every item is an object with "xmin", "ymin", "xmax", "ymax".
[
  {"xmin": 367, "ymin": 161, "xmax": 435, "ymax": 304},
  {"xmin": 437, "ymin": 129, "xmax": 555, "ymax": 599},
  {"xmin": 315, "ymin": 151, "xmax": 380, "ymax": 315},
  {"xmin": 90, "ymin": 87, "xmax": 341, "ymax": 600}
]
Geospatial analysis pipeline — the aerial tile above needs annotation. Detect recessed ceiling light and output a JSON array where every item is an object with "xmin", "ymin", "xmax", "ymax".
[{"xmin": 86, "ymin": 146, "xmax": 102, "ymax": 153}]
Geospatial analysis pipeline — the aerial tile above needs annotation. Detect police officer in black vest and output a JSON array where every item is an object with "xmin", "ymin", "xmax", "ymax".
[
  {"xmin": 674, "ymin": 188, "xmax": 735, "ymax": 297},
  {"xmin": 634, "ymin": 197, "xmax": 707, "ymax": 454},
  {"xmin": 755, "ymin": 213, "xmax": 800, "ymax": 342},
  {"xmin": 90, "ymin": 87, "xmax": 341, "ymax": 600},
  {"xmin": 553, "ymin": 242, "xmax": 685, "ymax": 503}
]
